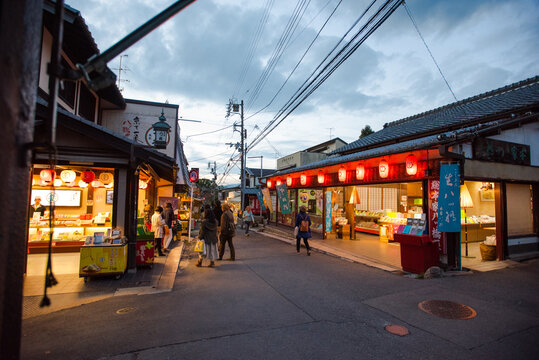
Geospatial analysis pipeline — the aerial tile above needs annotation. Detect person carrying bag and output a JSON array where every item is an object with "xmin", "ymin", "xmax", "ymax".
[
  {"xmin": 295, "ymin": 205, "xmax": 312, "ymax": 256},
  {"xmin": 219, "ymin": 203, "xmax": 236, "ymax": 261},
  {"xmin": 196, "ymin": 204, "xmax": 219, "ymax": 267}
]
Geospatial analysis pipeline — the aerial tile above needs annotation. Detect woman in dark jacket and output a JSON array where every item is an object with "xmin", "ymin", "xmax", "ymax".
[
  {"xmin": 295, "ymin": 205, "xmax": 312, "ymax": 256},
  {"xmin": 196, "ymin": 204, "xmax": 219, "ymax": 267}
]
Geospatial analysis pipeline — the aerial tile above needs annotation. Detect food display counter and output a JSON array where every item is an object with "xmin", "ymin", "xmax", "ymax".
[{"xmin": 79, "ymin": 243, "xmax": 127, "ymax": 281}]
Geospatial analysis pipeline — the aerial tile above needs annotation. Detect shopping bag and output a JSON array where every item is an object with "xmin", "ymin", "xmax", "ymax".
[
  {"xmin": 163, "ymin": 229, "xmax": 173, "ymax": 250},
  {"xmin": 194, "ymin": 239, "xmax": 205, "ymax": 253},
  {"xmin": 294, "ymin": 226, "xmax": 299, "ymax": 237}
]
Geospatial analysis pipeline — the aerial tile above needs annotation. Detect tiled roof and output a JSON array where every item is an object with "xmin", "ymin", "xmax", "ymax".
[
  {"xmin": 333, "ymin": 76, "xmax": 539, "ymax": 155},
  {"xmin": 245, "ymin": 168, "xmax": 276, "ymax": 177}
]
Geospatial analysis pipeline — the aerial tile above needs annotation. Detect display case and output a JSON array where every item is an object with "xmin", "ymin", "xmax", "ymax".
[{"xmin": 354, "ymin": 211, "xmax": 384, "ymax": 235}]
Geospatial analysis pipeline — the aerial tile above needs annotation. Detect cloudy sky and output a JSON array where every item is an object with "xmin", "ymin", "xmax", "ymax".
[{"xmin": 67, "ymin": 0, "xmax": 539, "ymax": 184}]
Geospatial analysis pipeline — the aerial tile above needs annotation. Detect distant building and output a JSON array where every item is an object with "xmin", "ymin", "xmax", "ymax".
[{"xmin": 277, "ymin": 138, "xmax": 347, "ymax": 170}]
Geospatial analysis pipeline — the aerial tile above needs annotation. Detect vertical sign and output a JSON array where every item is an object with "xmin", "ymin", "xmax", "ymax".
[
  {"xmin": 325, "ymin": 191, "xmax": 333, "ymax": 232},
  {"xmin": 438, "ymin": 164, "xmax": 461, "ymax": 232},
  {"xmin": 261, "ymin": 187, "xmax": 272, "ymax": 212},
  {"xmin": 254, "ymin": 189, "xmax": 266, "ymax": 211},
  {"xmin": 276, "ymin": 184, "xmax": 291, "ymax": 214},
  {"xmin": 428, "ymin": 180, "xmax": 445, "ymax": 253}
]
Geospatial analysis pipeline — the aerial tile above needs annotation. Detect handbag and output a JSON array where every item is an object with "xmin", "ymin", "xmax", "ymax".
[
  {"xmin": 194, "ymin": 239, "xmax": 205, "ymax": 253},
  {"xmin": 294, "ymin": 226, "xmax": 299, "ymax": 237}
]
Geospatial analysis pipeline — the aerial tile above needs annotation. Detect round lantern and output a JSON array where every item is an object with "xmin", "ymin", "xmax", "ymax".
[
  {"xmin": 40, "ymin": 169, "xmax": 55, "ymax": 182},
  {"xmin": 81, "ymin": 170, "xmax": 95, "ymax": 183},
  {"xmin": 317, "ymin": 171, "xmax": 325, "ymax": 184},
  {"xmin": 356, "ymin": 164, "xmax": 365, "ymax": 180},
  {"xmin": 286, "ymin": 176, "xmax": 292, "ymax": 186},
  {"xmin": 405, "ymin": 154, "xmax": 417, "ymax": 176},
  {"xmin": 379, "ymin": 159, "xmax": 389, "ymax": 179},
  {"xmin": 60, "ymin": 170, "xmax": 76, "ymax": 183},
  {"xmin": 139, "ymin": 180, "xmax": 148, "ymax": 190},
  {"xmin": 99, "ymin": 172, "xmax": 114, "ymax": 185},
  {"xmin": 91, "ymin": 180, "xmax": 104, "ymax": 188},
  {"xmin": 78, "ymin": 180, "xmax": 88, "ymax": 188},
  {"xmin": 53, "ymin": 179, "xmax": 63, "ymax": 187},
  {"xmin": 276, "ymin": 179, "xmax": 282, "ymax": 186},
  {"xmin": 39, "ymin": 179, "xmax": 50, "ymax": 187},
  {"xmin": 267, "ymin": 179, "xmax": 273, "ymax": 188},
  {"xmin": 300, "ymin": 174, "xmax": 307, "ymax": 186},
  {"xmin": 338, "ymin": 167, "xmax": 347, "ymax": 182},
  {"xmin": 104, "ymin": 182, "xmax": 114, "ymax": 189}
]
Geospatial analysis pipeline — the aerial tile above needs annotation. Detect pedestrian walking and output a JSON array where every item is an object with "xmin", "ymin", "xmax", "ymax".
[
  {"xmin": 295, "ymin": 205, "xmax": 312, "ymax": 256},
  {"xmin": 162, "ymin": 202, "xmax": 174, "ymax": 250},
  {"xmin": 242, "ymin": 205, "xmax": 254, "ymax": 236},
  {"xmin": 151, "ymin": 206, "xmax": 166, "ymax": 256},
  {"xmin": 219, "ymin": 203, "xmax": 236, "ymax": 261},
  {"xmin": 196, "ymin": 204, "xmax": 219, "ymax": 267},
  {"xmin": 214, "ymin": 199, "xmax": 223, "ymax": 229}
]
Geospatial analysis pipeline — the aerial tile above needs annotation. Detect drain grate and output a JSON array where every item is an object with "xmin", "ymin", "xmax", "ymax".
[
  {"xmin": 418, "ymin": 300, "xmax": 477, "ymax": 320},
  {"xmin": 116, "ymin": 307, "xmax": 136, "ymax": 315}
]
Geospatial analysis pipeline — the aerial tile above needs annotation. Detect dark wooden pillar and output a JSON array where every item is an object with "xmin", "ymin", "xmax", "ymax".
[
  {"xmin": 495, "ymin": 182, "xmax": 507, "ymax": 260},
  {"xmin": 0, "ymin": 1, "xmax": 42, "ymax": 358}
]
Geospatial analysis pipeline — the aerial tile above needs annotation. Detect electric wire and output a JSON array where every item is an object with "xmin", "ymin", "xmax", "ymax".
[{"xmin": 184, "ymin": 124, "xmax": 234, "ymax": 140}]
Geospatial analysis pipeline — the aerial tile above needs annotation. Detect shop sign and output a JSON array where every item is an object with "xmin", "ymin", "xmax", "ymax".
[
  {"xmin": 254, "ymin": 189, "xmax": 266, "ymax": 211},
  {"xmin": 438, "ymin": 164, "xmax": 461, "ymax": 232},
  {"xmin": 276, "ymin": 184, "xmax": 291, "ymax": 214},
  {"xmin": 261, "ymin": 187, "xmax": 273, "ymax": 212},
  {"xmin": 473, "ymin": 138, "xmax": 530, "ymax": 165},
  {"xmin": 428, "ymin": 180, "xmax": 444, "ymax": 251},
  {"xmin": 325, "ymin": 191, "xmax": 332, "ymax": 232}
]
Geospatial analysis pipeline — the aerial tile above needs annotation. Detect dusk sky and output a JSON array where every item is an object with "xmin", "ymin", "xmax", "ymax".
[{"xmin": 67, "ymin": 0, "xmax": 539, "ymax": 184}]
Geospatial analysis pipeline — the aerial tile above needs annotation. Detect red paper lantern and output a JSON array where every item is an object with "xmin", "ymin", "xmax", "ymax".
[
  {"xmin": 406, "ymin": 154, "xmax": 417, "ymax": 176},
  {"xmin": 286, "ymin": 176, "xmax": 292, "ymax": 186},
  {"xmin": 317, "ymin": 171, "xmax": 325, "ymax": 184},
  {"xmin": 338, "ymin": 167, "xmax": 347, "ymax": 182},
  {"xmin": 276, "ymin": 179, "xmax": 282, "ymax": 186},
  {"xmin": 40, "ymin": 169, "xmax": 55, "ymax": 182},
  {"xmin": 267, "ymin": 179, "xmax": 273, "ymax": 188},
  {"xmin": 379, "ymin": 159, "xmax": 389, "ymax": 178},
  {"xmin": 300, "ymin": 174, "xmax": 307, "ymax": 186},
  {"xmin": 81, "ymin": 170, "xmax": 95, "ymax": 183},
  {"xmin": 356, "ymin": 164, "xmax": 365, "ymax": 180}
]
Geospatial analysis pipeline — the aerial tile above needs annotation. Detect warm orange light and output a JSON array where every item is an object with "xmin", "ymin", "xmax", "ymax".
[
  {"xmin": 379, "ymin": 159, "xmax": 389, "ymax": 178},
  {"xmin": 91, "ymin": 180, "xmax": 104, "ymax": 188},
  {"xmin": 40, "ymin": 169, "xmax": 55, "ymax": 182},
  {"xmin": 406, "ymin": 154, "xmax": 417, "ymax": 175},
  {"xmin": 78, "ymin": 180, "xmax": 88, "ymax": 188},
  {"xmin": 338, "ymin": 167, "xmax": 347, "ymax": 182},
  {"xmin": 349, "ymin": 186, "xmax": 361, "ymax": 204},
  {"xmin": 317, "ymin": 171, "xmax": 325, "ymax": 184},
  {"xmin": 300, "ymin": 174, "xmax": 307, "ymax": 186},
  {"xmin": 139, "ymin": 180, "xmax": 148, "ymax": 190},
  {"xmin": 267, "ymin": 179, "xmax": 273, "ymax": 188},
  {"xmin": 276, "ymin": 179, "xmax": 282, "ymax": 186},
  {"xmin": 286, "ymin": 176, "xmax": 292, "ymax": 186},
  {"xmin": 356, "ymin": 164, "xmax": 365, "ymax": 180}
]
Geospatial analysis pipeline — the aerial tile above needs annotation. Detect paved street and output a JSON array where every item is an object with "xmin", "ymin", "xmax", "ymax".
[{"xmin": 22, "ymin": 231, "xmax": 539, "ymax": 360}]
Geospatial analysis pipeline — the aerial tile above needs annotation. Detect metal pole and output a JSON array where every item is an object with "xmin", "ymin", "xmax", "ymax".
[
  {"xmin": 240, "ymin": 100, "xmax": 245, "ymax": 212},
  {"xmin": 188, "ymin": 185, "xmax": 194, "ymax": 241}
]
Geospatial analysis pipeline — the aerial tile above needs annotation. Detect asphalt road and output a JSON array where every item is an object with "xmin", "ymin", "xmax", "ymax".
[{"xmin": 22, "ymin": 231, "xmax": 539, "ymax": 360}]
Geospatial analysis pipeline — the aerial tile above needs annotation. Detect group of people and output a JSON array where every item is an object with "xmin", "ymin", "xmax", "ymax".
[
  {"xmin": 196, "ymin": 200, "xmax": 236, "ymax": 267},
  {"xmin": 151, "ymin": 202, "xmax": 178, "ymax": 257}
]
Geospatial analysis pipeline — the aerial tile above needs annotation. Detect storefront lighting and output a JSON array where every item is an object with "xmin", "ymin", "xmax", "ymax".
[
  {"xmin": 276, "ymin": 179, "xmax": 282, "ymax": 186},
  {"xmin": 91, "ymin": 180, "xmax": 104, "ymax": 188},
  {"xmin": 53, "ymin": 179, "xmax": 63, "ymax": 187},
  {"xmin": 379, "ymin": 159, "xmax": 389, "ymax": 178},
  {"xmin": 300, "ymin": 174, "xmax": 307, "ymax": 186},
  {"xmin": 139, "ymin": 180, "xmax": 148, "ymax": 190},
  {"xmin": 81, "ymin": 170, "xmax": 95, "ymax": 183},
  {"xmin": 267, "ymin": 179, "xmax": 272, "ymax": 188},
  {"xmin": 286, "ymin": 176, "xmax": 292, "ymax": 186},
  {"xmin": 405, "ymin": 154, "xmax": 417, "ymax": 176},
  {"xmin": 317, "ymin": 171, "xmax": 325, "ymax": 184},
  {"xmin": 104, "ymin": 182, "xmax": 114, "ymax": 189},
  {"xmin": 65, "ymin": 181, "xmax": 76, "ymax": 187},
  {"xmin": 40, "ymin": 169, "xmax": 55, "ymax": 182},
  {"xmin": 349, "ymin": 186, "xmax": 360, "ymax": 204},
  {"xmin": 60, "ymin": 170, "xmax": 76, "ymax": 183},
  {"xmin": 32, "ymin": 178, "xmax": 35, "ymax": 186},
  {"xmin": 39, "ymin": 179, "xmax": 50, "ymax": 186},
  {"xmin": 151, "ymin": 110, "xmax": 171, "ymax": 149},
  {"xmin": 355, "ymin": 164, "xmax": 365, "ymax": 180},
  {"xmin": 78, "ymin": 180, "xmax": 88, "ymax": 188},
  {"xmin": 338, "ymin": 167, "xmax": 347, "ymax": 182},
  {"xmin": 99, "ymin": 172, "xmax": 114, "ymax": 185}
]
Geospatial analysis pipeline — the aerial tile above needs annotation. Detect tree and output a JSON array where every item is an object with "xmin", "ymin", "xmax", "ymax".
[
  {"xmin": 197, "ymin": 178, "xmax": 218, "ymax": 203},
  {"xmin": 360, "ymin": 125, "xmax": 374, "ymax": 138}
]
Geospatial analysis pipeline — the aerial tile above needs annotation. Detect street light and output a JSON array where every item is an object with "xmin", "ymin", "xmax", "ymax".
[{"xmin": 151, "ymin": 110, "xmax": 171, "ymax": 149}]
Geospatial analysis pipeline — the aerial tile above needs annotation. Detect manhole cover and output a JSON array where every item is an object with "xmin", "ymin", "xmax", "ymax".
[
  {"xmin": 116, "ymin": 307, "xmax": 136, "ymax": 315},
  {"xmin": 385, "ymin": 324, "xmax": 409, "ymax": 336},
  {"xmin": 418, "ymin": 300, "xmax": 477, "ymax": 320}
]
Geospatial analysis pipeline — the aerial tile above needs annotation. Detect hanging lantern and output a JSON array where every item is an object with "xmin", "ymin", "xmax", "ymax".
[
  {"xmin": 78, "ymin": 180, "xmax": 88, "ymax": 188},
  {"xmin": 379, "ymin": 159, "xmax": 389, "ymax": 178},
  {"xmin": 65, "ymin": 181, "xmax": 76, "ymax": 187},
  {"xmin": 60, "ymin": 170, "xmax": 76, "ymax": 183},
  {"xmin": 356, "ymin": 164, "xmax": 365, "ymax": 180},
  {"xmin": 300, "ymin": 174, "xmax": 307, "ymax": 186},
  {"xmin": 53, "ymin": 179, "xmax": 63, "ymax": 187},
  {"xmin": 139, "ymin": 180, "xmax": 148, "ymax": 190},
  {"xmin": 317, "ymin": 171, "xmax": 325, "ymax": 184},
  {"xmin": 276, "ymin": 179, "xmax": 282, "ymax": 186},
  {"xmin": 338, "ymin": 167, "xmax": 347, "ymax": 182},
  {"xmin": 405, "ymin": 154, "xmax": 417, "ymax": 176},
  {"xmin": 267, "ymin": 179, "xmax": 273, "ymax": 188},
  {"xmin": 286, "ymin": 176, "xmax": 292, "ymax": 186},
  {"xmin": 349, "ymin": 186, "xmax": 361, "ymax": 204},
  {"xmin": 99, "ymin": 172, "xmax": 114, "ymax": 185},
  {"xmin": 104, "ymin": 182, "xmax": 114, "ymax": 189},
  {"xmin": 40, "ymin": 169, "xmax": 55, "ymax": 182},
  {"xmin": 81, "ymin": 170, "xmax": 95, "ymax": 183},
  {"xmin": 39, "ymin": 179, "xmax": 50, "ymax": 186},
  {"xmin": 151, "ymin": 110, "xmax": 171, "ymax": 149},
  {"xmin": 91, "ymin": 180, "xmax": 104, "ymax": 188}
]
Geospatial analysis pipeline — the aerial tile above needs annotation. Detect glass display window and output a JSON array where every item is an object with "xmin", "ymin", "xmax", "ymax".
[{"xmin": 297, "ymin": 189, "xmax": 324, "ymax": 232}]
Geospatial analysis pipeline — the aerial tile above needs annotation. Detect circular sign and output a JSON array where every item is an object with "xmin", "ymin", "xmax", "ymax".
[
  {"xmin": 189, "ymin": 169, "xmax": 199, "ymax": 182},
  {"xmin": 145, "ymin": 128, "xmax": 170, "ymax": 147}
]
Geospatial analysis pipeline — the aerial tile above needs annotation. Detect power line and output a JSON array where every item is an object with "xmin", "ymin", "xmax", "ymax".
[{"xmin": 184, "ymin": 124, "xmax": 234, "ymax": 140}]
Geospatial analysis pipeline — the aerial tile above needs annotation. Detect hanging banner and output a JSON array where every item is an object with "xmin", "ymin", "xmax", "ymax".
[
  {"xmin": 254, "ymin": 189, "xmax": 266, "ymax": 211},
  {"xmin": 276, "ymin": 184, "xmax": 291, "ymax": 214},
  {"xmin": 428, "ymin": 180, "xmax": 445, "ymax": 253},
  {"xmin": 261, "ymin": 188, "xmax": 272, "ymax": 213},
  {"xmin": 438, "ymin": 164, "xmax": 461, "ymax": 232},
  {"xmin": 325, "ymin": 191, "xmax": 333, "ymax": 232}
]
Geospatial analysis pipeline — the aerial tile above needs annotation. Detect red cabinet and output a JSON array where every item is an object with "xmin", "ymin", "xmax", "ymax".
[{"xmin": 394, "ymin": 234, "xmax": 439, "ymax": 274}]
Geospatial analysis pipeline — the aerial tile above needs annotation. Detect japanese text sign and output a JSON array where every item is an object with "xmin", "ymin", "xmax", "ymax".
[
  {"xmin": 438, "ymin": 164, "xmax": 461, "ymax": 232},
  {"xmin": 254, "ymin": 189, "xmax": 266, "ymax": 211},
  {"xmin": 325, "ymin": 191, "xmax": 333, "ymax": 232},
  {"xmin": 276, "ymin": 184, "xmax": 291, "ymax": 214}
]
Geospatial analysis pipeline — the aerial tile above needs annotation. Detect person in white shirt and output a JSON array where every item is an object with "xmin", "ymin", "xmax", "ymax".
[{"xmin": 151, "ymin": 206, "xmax": 166, "ymax": 256}]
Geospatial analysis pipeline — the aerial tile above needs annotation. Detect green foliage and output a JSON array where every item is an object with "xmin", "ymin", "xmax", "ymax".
[{"xmin": 360, "ymin": 125, "xmax": 374, "ymax": 138}]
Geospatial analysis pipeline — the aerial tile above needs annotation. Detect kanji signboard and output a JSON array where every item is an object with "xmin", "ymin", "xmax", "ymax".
[
  {"xmin": 437, "ymin": 164, "xmax": 461, "ymax": 232},
  {"xmin": 276, "ymin": 184, "xmax": 291, "ymax": 214}
]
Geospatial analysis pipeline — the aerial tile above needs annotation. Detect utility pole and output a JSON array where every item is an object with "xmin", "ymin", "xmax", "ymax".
[{"xmin": 240, "ymin": 100, "xmax": 245, "ymax": 212}]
